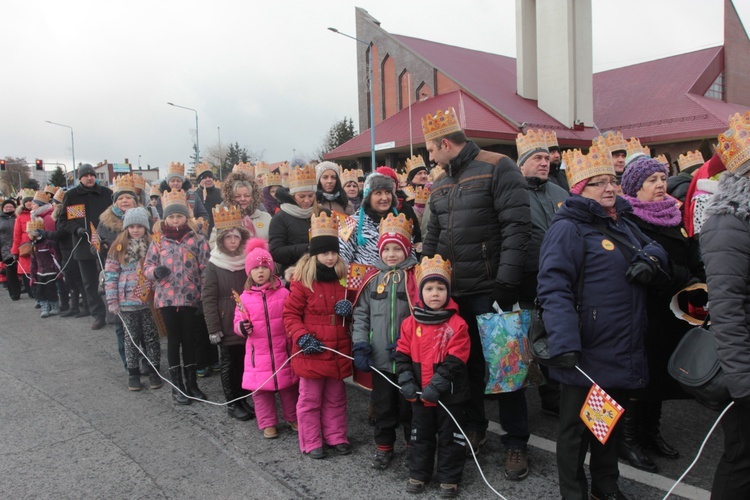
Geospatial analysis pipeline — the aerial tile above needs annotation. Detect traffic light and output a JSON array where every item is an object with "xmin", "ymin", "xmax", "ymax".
[
  {"xmin": 0, "ymin": 159, "xmax": 6, "ymax": 171},
  {"xmin": 35, "ymin": 159, "xmax": 43, "ymax": 171}
]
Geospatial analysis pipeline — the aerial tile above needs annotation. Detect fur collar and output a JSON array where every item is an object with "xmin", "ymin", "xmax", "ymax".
[
  {"xmin": 705, "ymin": 171, "xmax": 750, "ymax": 221},
  {"xmin": 99, "ymin": 206, "xmax": 124, "ymax": 232}
]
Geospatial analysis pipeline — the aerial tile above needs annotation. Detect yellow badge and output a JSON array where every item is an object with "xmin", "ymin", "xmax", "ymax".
[
  {"xmin": 377, "ymin": 283, "xmax": 385, "ymax": 294},
  {"xmin": 256, "ymin": 222, "xmax": 264, "ymax": 228},
  {"xmin": 416, "ymin": 326, "xmax": 422, "ymax": 337},
  {"xmin": 681, "ymin": 227, "xmax": 688, "ymax": 238},
  {"xmin": 557, "ymin": 202, "xmax": 563, "ymax": 208},
  {"xmin": 602, "ymin": 239, "xmax": 615, "ymax": 251},
  {"xmin": 187, "ymin": 252, "xmax": 194, "ymax": 260},
  {"xmin": 116, "ymin": 244, "xmax": 122, "ymax": 252}
]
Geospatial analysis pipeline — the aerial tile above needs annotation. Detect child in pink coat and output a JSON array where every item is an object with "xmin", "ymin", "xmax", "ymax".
[{"xmin": 235, "ymin": 239, "xmax": 298, "ymax": 439}]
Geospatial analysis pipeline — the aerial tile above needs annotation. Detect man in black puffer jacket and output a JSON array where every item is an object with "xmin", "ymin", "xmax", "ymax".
[{"xmin": 421, "ymin": 107, "xmax": 531, "ymax": 480}]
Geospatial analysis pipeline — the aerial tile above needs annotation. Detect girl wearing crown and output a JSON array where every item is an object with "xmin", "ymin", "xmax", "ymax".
[{"xmin": 282, "ymin": 213, "xmax": 352, "ymax": 459}]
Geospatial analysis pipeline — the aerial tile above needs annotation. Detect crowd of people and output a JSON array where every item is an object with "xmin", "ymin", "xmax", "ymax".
[{"xmin": 2, "ymin": 108, "xmax": 750, "ymax": 499}]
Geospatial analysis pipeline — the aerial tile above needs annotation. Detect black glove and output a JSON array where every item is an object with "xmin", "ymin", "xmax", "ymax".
[
  {"xmin": 3, "ymin": 256, "xmax": 14, "ymax": 265},
  {"xmin": 238, "ymin": 320, "xmax": 253, "ymax": 337},
  {"xmin": 625, "ymin": 254, "xmax": 659, "ymax": 285},
  {"xmin": 153, "ymin": 266, "xmax": 171, "ymax": 280},
  {"xmin": 297, "ymin": 333, "xmax": 324, "ymax": 354},
  {"xmin": 352, "ymin": 342, "xmax": 372, "ymax": 372},
  {"xmin": 398, "ymin": 371, "xmax": 419, "ymax": 402},
  {"xmin": 492, "ymin": 285, "xmax": 517, "ymax": 311},
  {"xmin": 421, "ymin": 372, "xmax": 451, "ymax": 404},
  {"xmin": 734, "ymin": 396, "xmax": 750, "ymax": 410},
  {"xmin": 550, "ymin": 351, "xmax": 581, "ymax": 369},
  {"xmin": 385, "ymin": 342, "xmax": 398, "ymax": 361},
  {"xmin": 685, "ymin": 288, "xmax": 708, "ymax": 308},
  {"xmin": 75, "ymin": 226, "xmax": 87, "ymax": 237}
]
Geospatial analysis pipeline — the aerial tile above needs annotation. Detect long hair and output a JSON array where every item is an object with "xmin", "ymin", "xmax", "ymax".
[
  {"xmin": 108, "ymin": 228, "xmax": 152, "ymax": 265},
  {"xmin": 292, "ymin": 252, "xmax": 347, "ymax": 291}
]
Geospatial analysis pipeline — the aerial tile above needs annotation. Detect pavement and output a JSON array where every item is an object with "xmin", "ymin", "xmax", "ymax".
[{"xmin": 0, "ymin": 291, "xmax": 722, "ymax": 499}]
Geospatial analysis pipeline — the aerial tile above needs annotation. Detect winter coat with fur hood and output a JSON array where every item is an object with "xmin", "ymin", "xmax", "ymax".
[{"xmin": 95, "ymin": 205, "xmax": 124, "ymax": 263}]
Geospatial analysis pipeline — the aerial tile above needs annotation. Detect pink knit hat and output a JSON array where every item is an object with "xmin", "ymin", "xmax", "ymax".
[{"xmin": 245, "ymin": 238, "xmax": 274, "ymax": 274}]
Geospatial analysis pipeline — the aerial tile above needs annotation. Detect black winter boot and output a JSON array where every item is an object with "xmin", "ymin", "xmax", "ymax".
[
  {"xmin": 128, "ymin": 368, "xmax": 142, "ymax": 391},
  {"xmin": 619, "ymin": 400, "xmax": 657, "ymax": 471},
  {"xmin": 642, "ymin": 400, "xmax": 679, "ymax": 458},
  {"xmin": 184, "ymin": 364, "xmax": 206, "ymax": 400},
  {"xmin": 169, "ymin": 366, "xmax": 190, "ymax": 405}
]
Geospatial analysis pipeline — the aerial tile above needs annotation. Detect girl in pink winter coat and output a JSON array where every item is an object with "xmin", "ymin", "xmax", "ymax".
[{"xmin": 235, "ymin": 239, "xmax": 298, "ymax": 439}]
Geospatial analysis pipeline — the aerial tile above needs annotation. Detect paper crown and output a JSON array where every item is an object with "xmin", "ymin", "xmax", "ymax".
[
  {"xmin": 405, "ymin": 155, "xmax": 427, "ymax": 174},
  {"xmin": 563, "ymin": 144, "xmax": 615, "ymax": 187},
  {"xmin": 625, "ymin": 137, "xmax": 650, "ymax": 159},
  {"xmin": 132, "ymin": 173, "xmax": 145, "ymax": 190},
  {"xmin": 214, "ymin": 180, "xmax": 223, "ymax": 190},
  {"xmin": 543, "ymin": 130, "xmax": 559, "ymax": 149},
  {"xmin": 161, "ymin": 189, "xmax": 188, "ymax": 210},
  {"xmin": 310, "ymin": 212, "xmax": 339, "ymax": 239},
  {"xmin": 43, "ymin": 185, "xmax": 58, "ymax": 196},
  {"xmin": 516, "ymin": 129, "xmax": 548, "ymax": 162},
  {"xmin": 167, "ymin": 162, "xmax": 185, "ymax": 179},
  {"xmin": 288, "ymin": 165, "xmax": 317, "ymax": 193},
  {"xmin": 255, "ymin": 161, "xmax": 271, "ymax": 178},
  {"xmin": 278, "ymin": 162, "xmax": 290, "ymax": 175},
  {"xmin": 356, "ymin": 169, "xmax": 364, "ymax": 179},
  {"xmin": 654, "ymin": 154, "xmax": 669, "ymax": 166},
  {"xmin": 397, "ymin": 172, "xmax": 408, "ymax": 186},
  {"xmin": 429, "ymin": 165, "xmax": 446, "ymax": 182},
  {"xmin": 415, "ymin": 185, "xmax": 431, "ymax": 205},
  {"xmin": 26, "ymin": 218, "xmax": 45, "ymax": 232},
  {"xmin": 265, "ymin": 172, "xmax": 282, "ymax": 186},
  {"xmin": 422, "ymin": 107, "xmax": 462, "ymax": 142},
  {"xmin": 677, "ymin": 150, "xmax": 705, "ymax": 172},
  {"xmin": 194, "ymin": 163, "xmax": 213, "ymax": 179},
  {"xmin": 717, "ymin": 111, "xmax": 750, "ymax": 174},
  {"xmin": 341, "ymin": 168, "xmax": 359, "ymax": 185},
  {"xmin": 33, "ymin": 190, "xmax": 48, "ymax": 204},
  {"xmin": 416, "ymin": 255, "xmax": 452, "ymax": 287},
  {"xmin": 20, "ymin": 188, "xmax": 36, "ymax": 199},
  {"xmin": 113, "ymin": 174, "xmax": 136, "ymax": 194},
  {"xmin": 53, "ymin": 187, "xmax": 65, "ymax": 203},
  {"xmin": 149, "ymin": 184, "xmax": 160, "ymax": 197},
  {"xmin": 593, "ymin": 131, "xmax": 628, "ymax": 154},
  {"xmin": 379, "ymin": 212, "xmax": 413, "ymax": 240},
  {"xmin": 212, "ymin": 205, "xmax": 243, "ymax": 230},
  {"xmin": 233, "ymin": 162, "xmax": 254, "ymax": 176}
]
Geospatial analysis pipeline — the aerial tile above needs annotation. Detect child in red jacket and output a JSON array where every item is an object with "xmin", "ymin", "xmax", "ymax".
[{"xmin": 396, "ymin": 255, "xmax": 471, "ymax": 498}]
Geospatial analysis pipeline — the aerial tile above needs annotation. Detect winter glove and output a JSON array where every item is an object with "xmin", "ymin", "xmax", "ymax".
[
  {"xmin": 551, "ymin": 351, "xmax": 581, "ymax": 369},
  {"xmin": 352, "ymin": 342, "xmax": 373, "ymax": 372},
  {"xmin": 385, "ymin": 342, "xmax": 398, "ymax": 361},
  {"xmin": 209, "ymin": 331, "xmax": 223, "ymax": 344},
  {"xmin": 492, "ymin": 285, "xmax": 518, "ymax": 312},
  {"xmin": 30, "ymin": 230, "xmax": 43, "ymax": 240},
  {"xmin": 421, "ymin": 372, "xmax": 451, "ymax": 404},
  {"xmin": 74, "ymin": 226, "xmax": 87, "ymax": 237},
  {"xmin": 334, "ymin": 299, "xmax": 354, "ymax": 317},
  {"xmin": 238, "ymin": 320, "xmax": 253, "ymax": 337},
  {"xmin": 3, "ymin": 256, "xmax": 14, "ymax": 265},
  {"xmin": 297, "ymin": 333, "xmax": 324, "ymax": 354},
  {"xmin": 153, "ymin": 266, "xmax": 171, "ymax": 280},
  {"xmin": 685, "ymin": 288, "xmax": 708, "ymax": 308},
  {"xmin": 625, "ymin": 254, "xmax": 660, "ymax": 285},
  {"xmin": 398, "ymin": 371, "xmax": 419, "ymax": 402},
  {"xmin": 108, "ymin": 304, "xmax": 120, "ymax": 315}
]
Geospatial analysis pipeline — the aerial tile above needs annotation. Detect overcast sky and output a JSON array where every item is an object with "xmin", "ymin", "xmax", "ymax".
[{"xmin": 3, "ymin": 0, "xmax": 748, "ymax": 178}]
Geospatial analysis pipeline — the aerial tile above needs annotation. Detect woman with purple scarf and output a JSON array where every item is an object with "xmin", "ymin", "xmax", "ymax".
[{"xmin": 618, "ymin": 156, "xmax": 706, "ymax": 472}]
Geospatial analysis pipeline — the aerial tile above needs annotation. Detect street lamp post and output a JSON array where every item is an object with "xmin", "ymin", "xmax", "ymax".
[
  {"xmin": 328, "ymin": 27, "xmax": 376, "ymax": 171},
  {"xmin": 138, "ymin": 154, "xmax": 142, "ymax": 169},
  {"xmin": 167, "ymin": 102, "xmax": 200, "ymax": 165},
  {"xmin": 44, "ymin": 120, "xmax": 75, "ymax": 188}
]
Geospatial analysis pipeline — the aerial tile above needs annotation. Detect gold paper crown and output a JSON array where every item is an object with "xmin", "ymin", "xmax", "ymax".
[
  {"xmin": 43, "ymin": 185, "xmax": 58, "ymax": 196},
  {"xmin": 422, "ymin": 107, "xmax": 462, "ymax": 142},
  {"xmin": 53, "ymin": 187, "xmax": 65, "ymax": 203},
  {"xmin": 310, "ymin": 212, "xmax": 339, "ymax": 239},
  {"xmin": 132, "ymin": 174, "xmax": 145, "ymax": 190},
  {"xmin": 233, "ymin": 162, "xmax": 254, "ymax": 176},
  {"xmin": 654, "ymin": 154, "xmax": 669, "ymax": 166},
  {"xmin": 214, "ymin": 180, "xmax": 222, "ymax": 189},
  {"xmin": 26, "ymin": 218, "xmax": 45, "ymax": 232},
  {"xmin": 20, "ymin": 188, "xmax": 36, "ymax": 199},
  {"xmin": 379, "ymin": 213, "xmax": 413, "ymax": 241},
  {"xmin": 149, "ymin": 184, "xmax": 160, "ymax": 197},
  {"xmin": 543, "ymin": 130, "xmax": 559, "ymax": 149},
  {"xmin": 255, "ymin": 162, "xmax": 271, "ymax": 178},
  {"xmin": 625, "ymin": 137, "xmax": 649, "ymax": 159},
  {"xmin": 415, "ymin": 185, "xmax": 431, "ymax": 205},
  {"xmin": 430, "ymin": 165, "xmax": 446, "ymax": 182},
  {"xmin": 194, "ymin": 163, "xmax": 213, "ymax": 179},
  {"xmin": 405, "ymin": 155, "xmax": 427, "ymax": 174},
  {"xmin": 563, "ymin": 145, "xmax": 615, "ymax": 187},
  {"xmin": 161, "ymin": 189, "xmax": 188, "ymax": 210},
  {"xmin": 416, "ymin": 255, "xmax": 452, "ymax": 287},
  {"xmin": 356, "ymin": 169, "xmax": 364, "ymax": 179},
  {"xmin": 397, "ymin": 172, "xmax": 408, "ymax": 186},
  {"xmin": 113, "ymin": 174, "xmax": 136, "ymax": 194},
  {"xmin": 341, "ymin": 168, "xmax": 359, "ymax": 186},
  {"xmin": 288, "ymin": 165, "xmax": 317, "ymax": 192},
  {"xmin": 265, "ymin": 172, "xmax": 282, "ymax": 186},
  {"xmin": 516, "ymin": 129, "xmax": 548, "ymax": 161},
  {"xmin": 212, "ymin": 205, "xmax": 244, "ymax": 230},
  {"xmin": 593, "ymin": 131, "xmax": 628, "ymax": 154},
  {"xmin": 677, "ymin": 150, "xmax": 705, "ymax": 171},
  {"xmin": 33, "ymin": 190, "xmax": 48, "ymax": 204},
  {"xmin": 717, "ymin": 111, "xmax": 750, "ymax": 174},
  {"xmin": 167, "ymin": 162, "xmax": 185, "ymax": 178},
  {"xmin": 278, "ymin": 162, "xmax": 290, "ymax": 176}
]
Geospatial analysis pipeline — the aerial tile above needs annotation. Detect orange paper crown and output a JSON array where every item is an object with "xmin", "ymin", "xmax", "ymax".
[
  {"xmin": 422, "ymin": 107, "xmax": 462, "ymax": 142},
  {"xmin": 654, "ymin": 154, "xmax": 669, "ymax": 166},
  {"xmin": 677, "ymin": 150, "xmax": 705, "ymax": 172},
  {"xmin": 255, "ymin": 161, "xmax": 271, "ymax": 178},
  {"xmin": 416, "ymin": 255, "xmax": 452, "ymax": 287},
  {"xmin": 310, "ymin": 212, "xmax": 339, "ymax": 239},
  {"xmin": 212, "ymin": 205, "xmax": 244, "ymax": 230},
  {"xmin": 265, "ymin": 172, "xmax": 283, "ymax": 186},
  {"xmin": 543, "ymin": 130, "xmax": 559, "ymax": 149},
  {"xmin": 132, "ymin": 173, "xmax": 146, "ymax": 190},
  {"xmin": 194, "ymin": 163, "xmax": 213, "ymax": 179},
  {"xmin": 379, "ymin": 212, "xmax": 414, "ymax": 240},
  {"xmin": 397, "ymin": 172, "xmax": 408, "ymax": 186},
  {"xmin": 26, "ymin": 218, "xmax": 45, "ymax": 232},
  {"xmin": 288, "ymin": 165, "xmax": 317, "ymax": 194},
  {"xmin": 53, "ymin": 187, "xmax": 65, "ymax": 203},
  {"xmin": 233, "ymin": 162, "xmax": 254, "ymax": 176},
  {"xmin": 430, "ymin": 165, "xmax": 446, "ymax": 182},
  {"xmin": 167, "ymin": 162, "xmax": 185, "ymax": 178},
  {"xmin": 356, "ymin": 169, "xmax": 364, "ymax": 179},
  {"xmin": 149, "ymin": 184, "xmax": 160, "ymax": 197},
  {"xmin": 415, "ymin": 185, "xmax": 431, "ymax": 205},
  {"xmin": 564, "ymin": 145, "xmax": 615, "ymax": 187},
  {"xmin": 516, "ymin": 129, "xmax": 549, "ymax": 163},
  {"xmin": 625, "ymin": 137, "xmax": 649, "ymax": 160},
  {"xmin": 161, "ymin": 189, "xmax": 188, "ymax": 210},
  {"xmin": 405, "ymin": 155, "xmax": 427, "ymax": 175},
  {"xmin": 33, "ymin": 190, "xmax": 48, "ymax": 204},
  {"xmin": 278, "ymin": 162, "xmax": 290, "ymax": 176},
  {"xmin": 593, "ymin": 131, "xmax": 628, "ymax": 154},
  {"xmin": 113, "ymin": 174, "xmax": 136, "ymax": 194},
  {"xmin": 717, "ymin": 111, "xmax": 750, "ymax": 174},
  {"xmin": 20, "ymin": 188, "xmax": 36, "ymax": 200},
  {"xmin": 341, "ymin": 168, "xmax": 359, "ymax": 186},
  {"xmin": 43, "ymin": 185, "xmax": 58, "ymax": 196}
]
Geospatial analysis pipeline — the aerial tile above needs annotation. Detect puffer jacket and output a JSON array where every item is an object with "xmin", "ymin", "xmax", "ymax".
[
  {"xmin": 202, "ymin": 251, "xmax": 248, "ymax": 347},
  {"xmin": 0, "ymin": 211, "xmax": 15, "ymax": 260},
  {"xmin": 142, "ymin": 225, "xmax": 210, "ymax": 308},
  {"xmin": 701, "ymin": 171, "xmax": 750, "ymax": 399},
  {"xmin": 352, "ymin": 255, "xmax": 419, "ymax": 372},
  {"xmin": 59, "ymin": 182, "xmax": 113, "ymax": 261},
  {"xmin": 30, "ymin": 237, "xmax": 61, "ymax": 279},
  {"xmin": 395, "ymin": 299, "xmax": 471, "ymax": 407},
  {"xmin": 283, "ymin": 278, "xmax": 352, "ymax": 380},
  {"xmin": 235, "ymin": 278, "xmax": 297, "ymax": 392},
  {"xmin": 422, "ymin": 141, "xmax": 531, "ymax": 297},
  {"xmin": 11, "ymin": 206, "xmax": 32, "ymax": 274},
  {"xmin": 31, "ymin": 203, "xmax": 56, "ymax": 232},
  {"xmin": 103, "ymin": 249, "xmax": 150, "ymax": 311},
  {"xmin": 537, "ymin": 195, "xmax": 668, "ymax": 389},
  {"xmin": 268, "ymin": 188, "xmax": 311, "ymax": 270}
]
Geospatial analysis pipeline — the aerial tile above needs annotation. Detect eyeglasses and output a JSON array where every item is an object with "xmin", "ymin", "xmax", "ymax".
[{"xmin": 585, "ymin": 179, "xmax": 620, "ymax": 189}]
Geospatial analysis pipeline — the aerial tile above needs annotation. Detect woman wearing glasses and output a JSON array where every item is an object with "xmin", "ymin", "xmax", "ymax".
[{"xmin": 536, "ymin": 146, "xmax": 667, "ymax": 500}]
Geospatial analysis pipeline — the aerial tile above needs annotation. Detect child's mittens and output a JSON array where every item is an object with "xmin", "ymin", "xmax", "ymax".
[
  {"xmin": 385, "ymin": 342, "xmax": 398, "ymax": 361},
  {"xmin": 398, "ymin": 371, "xmax": 419, "ymax": 402},
  {"xmin": 238, "ymin": 321, "xmax": 253, "ymax": 337},
  {"xmin": 297, "ymin": 333, "xmax": 324, "ymax": 354},
  {"xmin": 209, "ymin": 331, "xmax": 223, "ymax": 344},
  {"xmin": 334, "ymin": 299, "xmax": 353, "ymax": 317},
  {"xmin": 153, "ymin": 266, "xmax": 171, "ymax": 280},
  {"xmin": 352, "ymin": 342, "xmax": 373, "ymax": 372},
  {"xmin": 420, "ymin": 373, "xmax": 451, "ymax": 404}
]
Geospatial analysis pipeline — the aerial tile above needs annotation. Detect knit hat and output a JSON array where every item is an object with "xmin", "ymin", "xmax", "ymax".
[
  {"xmin": 161, "ymin": 190, "xmax": 190, "ymax": 219},
  {"xmin": 245, "ymin": 238, "xmax": 274, "ymax": 274},
  {"xmin": 378, "ymin": 213, "xmax": 413, "ymax": 258},
  {"xmin": 405, "ymin": 155, "xmax": 428, "ymax": 184},
  {"xmin": 358, "ymin": 171, "xmax": 398, "ymax": 246},
  {"xmin": 2, "ymin": 198, "xmax": 16, "ymax": 211},
  {"xmin": 315, "ymin": 161, "xmax": 341, "ymax": 185},
  {"xmin": 309, "ymin": 212, "xmax": 340, "ymax": 256},
  {"xmin": 78, "ymin": 163, "xmax": 96, "ymax": 179},
  {"xmin": 621, "ymin": 156, "xmax": 668, "ymax": 197},
  {"xmin": 122, "ymin": 207, "xmax": 151, "ymax": 232},
  {"xmin": 163, "ymin": 202, "xmax": 189, "ymax": 219}
]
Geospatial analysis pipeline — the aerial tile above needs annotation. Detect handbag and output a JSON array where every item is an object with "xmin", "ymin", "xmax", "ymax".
[
  {"xmin": 668, "ymin": 316, "xmax": 730, "ymax": 411},
  {"xmin": 18, "ymin": 242, "xmax": 32, "ymax": 257}
]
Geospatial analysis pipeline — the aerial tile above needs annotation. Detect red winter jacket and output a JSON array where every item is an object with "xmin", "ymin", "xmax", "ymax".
[{"xmin": 283, "ymin": 278, "xmax": 352, "ymax": 380}]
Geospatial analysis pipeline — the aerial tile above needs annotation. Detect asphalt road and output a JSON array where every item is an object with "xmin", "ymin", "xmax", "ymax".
[{"xmin": 0, "ymin": 292, "xmax": 722, "ymax": 499}]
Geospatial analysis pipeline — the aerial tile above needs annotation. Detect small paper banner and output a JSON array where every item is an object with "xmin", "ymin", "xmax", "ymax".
[
  {"xmin": 580, "ymin": 384, "xmax": 624, "ymax": 445},
  {"xmin": 66, "ymin": 204, "xmax": 85, "ymax": 220}
]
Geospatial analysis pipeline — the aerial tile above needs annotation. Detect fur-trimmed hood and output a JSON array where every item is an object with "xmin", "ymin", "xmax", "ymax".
[
  {"xmin": 706, "ymin": 171, "xmax": 750, "ymax": 221},
  {"xmin": 273, "ymin": 186, "xmax": 297, "ymax": 205},
  {"xmin": 16, "ymin": 205, "xmax": 30, "ymax": 216},
  {"xmin": 99, "ymin": 205, "xmax": 124, "ymax": 233},
  {"xmin": 215, "ymin": 226, "xmax": 250, "ymax": 257},
  {"xmin": 220, "ymin": 171, "xmax": 262, "ymax": 215},
  {"xmin": 159, "ymin": 178, "xmax": 192, "ymax": 193}
]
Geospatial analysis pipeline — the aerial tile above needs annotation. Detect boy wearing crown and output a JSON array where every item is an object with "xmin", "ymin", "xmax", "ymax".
[
  {"xmin": 395, "ymin": 256, "xmax": 470, "ymax": 497},
  {"xmin": 352, "ymin": 213, "xmax": 420, "ymax": 470}
]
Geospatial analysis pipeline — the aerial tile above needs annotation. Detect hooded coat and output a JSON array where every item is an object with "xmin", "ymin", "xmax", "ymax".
[
  {"xmin": 209, "ymin": 172, "xmax": 271, "ymax": 246},
  {"xmin": 95, "ymin": 206, "xmax": 124, "ymax": 263}
]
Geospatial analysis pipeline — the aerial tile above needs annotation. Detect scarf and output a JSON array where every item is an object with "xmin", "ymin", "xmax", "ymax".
[
  {"xmin": 161, "ymin": 222, "xmax": 191, "ymax": 241},
  {"xmin": 623, "ymin": 195, "xmax": 682, "ymax": 227},
  {"xmin": 262, "ymin": 187, "xmax": 280, "ymax": 215},
  {"xmin": 412, "ymin": 305, "xmax": 455, "ymax": 325},
  {"xmin": 112, "ymin": 205, "xmax": 124, "ymax": 218},
  {"xmin": 316, "ymin": 261, "xmax": 340, "ymax": 282},
  {"xmin": 322, "ymin": 192, "xmax": 338, "ymax": 202},
  {"xmin": 280, "ymin": 203, "xmax": 314, "ymax": 219},
  {"xmin": 209, "ymin": 246, "xmax": 246, "ymax": 271},
  {"xmin": 126, "ymin": 237, "xmax": 149, "ymax": 264}
]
